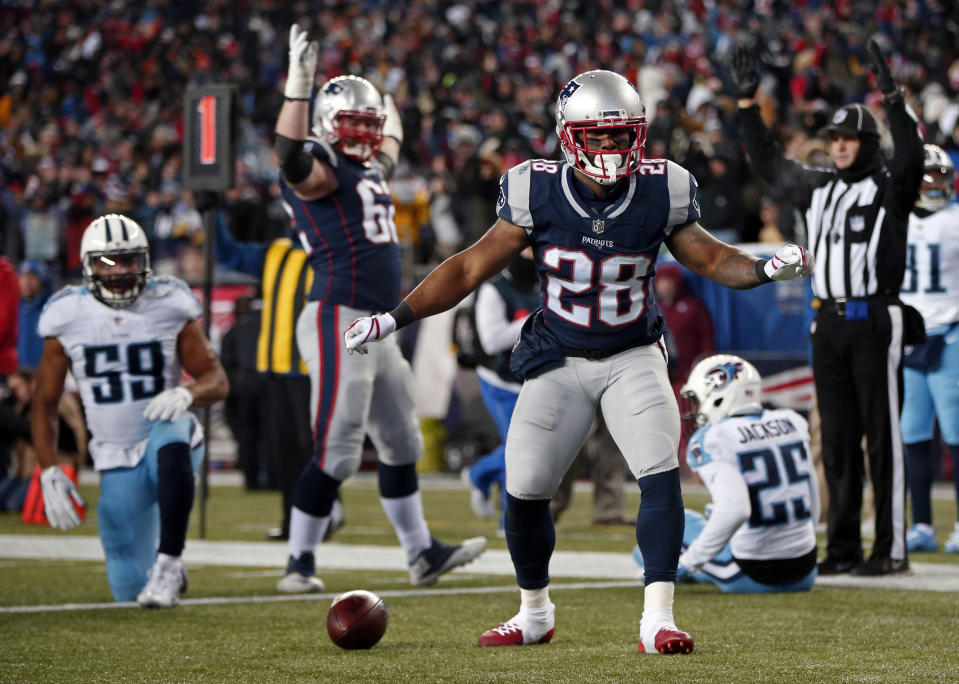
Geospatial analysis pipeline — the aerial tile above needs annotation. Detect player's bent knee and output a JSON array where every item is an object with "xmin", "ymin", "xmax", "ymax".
[{"xmin": 147, "ymin": 415, "xmax": 194, "ymax": 447}]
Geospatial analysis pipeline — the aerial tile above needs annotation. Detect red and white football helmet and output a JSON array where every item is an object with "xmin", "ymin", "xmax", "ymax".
[
  {"xmin": 312, "ymin": 75, "xmax": 385, "ymax": 162},
  {"xmin": 555, "ymin": 70, "xmax": 647, "ymax": 185}
]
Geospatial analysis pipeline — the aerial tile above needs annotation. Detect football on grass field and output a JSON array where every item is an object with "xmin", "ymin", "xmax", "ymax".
[{"xmin": 327, "ymin": 589, "xmax": 389, "ymax": 649}]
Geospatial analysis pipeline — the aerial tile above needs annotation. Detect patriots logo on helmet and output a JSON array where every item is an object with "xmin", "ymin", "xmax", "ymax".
[
  {"xmin": 325, "ymin": 81, "xmax": 344, "ymax": 95},
  {"xmin": 704, "ymin": 362, "xmax": 743, "ymax": 392},
  {"xmin": 558, "ymin": 80, "xmax": 581, "ymax": 109}
]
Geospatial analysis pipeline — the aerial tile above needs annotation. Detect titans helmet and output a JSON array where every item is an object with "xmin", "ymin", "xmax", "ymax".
[
  {"xmin": 680, "ymin": 354, "xmax": 763, "ymax": 432},
  {"xmin": 555, "ymin": 70, "xmax": 647, "ymax": 185},
  {"xmin": 312, "ymin": 75, "xmax": 386, "ymax": 162},
  {"xmin": 80, "ymin": 214, "xmax": 152, "ymax": 308},
  {"xmin": 916, "ymin": 143, "xmax": 956, "ymax": 212}
]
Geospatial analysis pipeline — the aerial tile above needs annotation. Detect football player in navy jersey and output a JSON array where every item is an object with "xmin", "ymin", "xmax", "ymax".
[
  {"xmin": 346, "ymin": 69, "xmax": 813, "ymax": 653},
  {"xmin": 273, "ymin": 25, "xmax": 485, "ymax": 594}
]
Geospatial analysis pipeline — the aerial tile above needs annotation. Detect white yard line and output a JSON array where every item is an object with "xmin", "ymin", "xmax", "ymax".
[{"xmin": 2, "ymin": 534, "xmax": 958, "ymax": 598}]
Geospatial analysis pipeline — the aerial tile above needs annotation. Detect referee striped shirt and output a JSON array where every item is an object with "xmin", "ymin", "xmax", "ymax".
[{"xmin": 739, "ymin": 99, "xmax": 923, "ymax": 300}]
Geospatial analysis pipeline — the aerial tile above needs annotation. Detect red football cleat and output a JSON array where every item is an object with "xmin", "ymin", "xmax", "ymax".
[
  {"xmin": 638, "ymin": 627, "xmax": 694, "ymax": 654},
  {"xmin": 477, "ymin": 619, "xmax": 554, "ymax": 647}
]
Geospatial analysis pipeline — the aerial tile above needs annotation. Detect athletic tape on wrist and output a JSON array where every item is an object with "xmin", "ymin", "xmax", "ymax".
[
  {"xmin": 755, "ymin": 259, "xmax": 773, "ymax": 284},
  {"xmin": 389, "ymin": 301, "xmax": 415, "ymax": 330}
]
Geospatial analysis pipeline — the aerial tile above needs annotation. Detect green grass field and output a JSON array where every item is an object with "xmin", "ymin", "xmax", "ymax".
[{"xmin": 1, "ymin": 477, "xmax": 957, "ymax": 683}]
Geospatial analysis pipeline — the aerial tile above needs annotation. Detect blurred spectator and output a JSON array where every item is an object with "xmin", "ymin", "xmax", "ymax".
[
  {"xmin": 16, "ymin": 260, "xmax": 52, "ymax": 370},
  {"xmin": 0, "ymin": 257, "xmax": 18, "ymax": 379},
  {"xmin": 653, "ymin": 263, "xmax": 715, "ymax": 395},
  {"xmin": 391, "ymin": 162, "xmax": 434, "ymax": 265},
  {"xmin": 757, "ymin": 197, "xmax": 786, "ymax": 244}
]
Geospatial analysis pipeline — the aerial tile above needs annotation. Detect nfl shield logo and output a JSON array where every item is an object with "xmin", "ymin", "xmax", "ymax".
[
  {"xmin": 850, "ymin": 215, "xmax": 866, "ymax": 232},
  {"xmin": 592, "ymin": 219, "xmax": 605, "ymax": 234}
]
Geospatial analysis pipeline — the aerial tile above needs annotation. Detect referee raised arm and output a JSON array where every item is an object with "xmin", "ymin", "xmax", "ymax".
[{"xmin": 732, "ymin": 37, "xmax": 924, "ymax": 576}]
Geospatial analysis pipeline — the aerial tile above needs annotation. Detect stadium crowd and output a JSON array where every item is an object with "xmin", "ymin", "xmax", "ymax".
[{"xmin": 1, "ymin": 0, "xmax": 957, "ymax": 287}]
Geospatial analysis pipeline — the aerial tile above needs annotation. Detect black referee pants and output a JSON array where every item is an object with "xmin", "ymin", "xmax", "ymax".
[
  {"xmin": 262, "ymin": 374, "xmax": 313, "ymax": 536},
  {"xmin": 812, "ymin": 302, "xmax": 907, "ymax": 565}
]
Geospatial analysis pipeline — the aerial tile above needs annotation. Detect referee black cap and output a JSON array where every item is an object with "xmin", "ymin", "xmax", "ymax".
[{"xmin": 823, "ymin": 104, "xmax": 880, "ymax": 140}]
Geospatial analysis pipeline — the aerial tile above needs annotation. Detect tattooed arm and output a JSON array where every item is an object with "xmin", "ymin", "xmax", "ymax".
[{"xmin": 664, "ymin": 222, "xmax": 767, "ymax": 290}]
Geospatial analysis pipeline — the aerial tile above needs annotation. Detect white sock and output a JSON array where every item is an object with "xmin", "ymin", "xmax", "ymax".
[
  {"xmin": 156, "ymin": 552, "xmax": 180, "ymax": 567},
  {"xmin": 288, "ymin": 506, "xmax": 330, "ymax": 559},
  {"xmin": 379, "ymin": 492, "xmax": 432, "ymax": 563},
  {"xmin": 641, "ymin": 581, "xmax": 675, "ymax": 632},
  {"xmin": 520, "ymin": 587, "xmax": 551, "ymax": 611}
]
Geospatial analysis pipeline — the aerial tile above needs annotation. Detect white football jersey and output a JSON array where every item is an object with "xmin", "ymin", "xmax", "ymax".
[
  {"xmin": 38, "ymin": 276, "xmax": 202, "ymax": 470},
  {"xmin": 901, "ymin": 203, "xmax": 959, "ymax": 330},
  {"xmin": 683, "ymin": 408, "xmax": 818, "ymax": 566}
]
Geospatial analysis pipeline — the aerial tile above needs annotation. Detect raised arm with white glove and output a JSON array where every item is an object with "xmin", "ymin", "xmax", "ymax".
[
  {"xmin": 143, "ymin": 386, "xmax": 194, "ymax": 422},
  {"xmin": 40, "ymin": 465, "xmax": 85, "ymax": 530},
  {"xmin": 757, "ymin": 243, "xmax": 814, "ymax": 282},
  {"xmin": 284, "ymin": 24, "xmax": 319, "ymax": 101}
]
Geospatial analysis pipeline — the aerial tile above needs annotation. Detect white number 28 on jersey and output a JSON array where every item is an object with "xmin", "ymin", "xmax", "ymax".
[{"xmin": 542, "ymin": 247, "xmax": 652, "ymax": 327}]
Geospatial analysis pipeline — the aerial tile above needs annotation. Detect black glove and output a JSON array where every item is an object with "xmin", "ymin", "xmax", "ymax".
[
  {"xmin": 867, "ymin": 36, "xmax": 896, "ymax": 95},
  {"xmin": 731, "ymin": 42, "xmax": 759, "ymax": 99}
]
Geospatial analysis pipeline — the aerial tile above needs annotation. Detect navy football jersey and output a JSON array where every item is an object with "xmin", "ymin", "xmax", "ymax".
[
  {"xmin": 280, "ymin": 138, "xmax": 402, "ymax": 311},
  {"xmin": 497, "ymin": 158, "xmax": 700, "ymax": 351}
]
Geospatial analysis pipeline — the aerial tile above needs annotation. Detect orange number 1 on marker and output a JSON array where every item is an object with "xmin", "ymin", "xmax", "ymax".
[{"xmin": 198, "ymin": 95, "xmax": 216, "ymax": 165}]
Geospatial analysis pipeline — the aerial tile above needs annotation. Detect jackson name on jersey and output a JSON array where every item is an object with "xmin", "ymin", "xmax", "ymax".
[
  {"xmin": 684, "ymin": 408, "xmax": 817, "ymax": 564},
  {"xmin": 497, "ymin": 157, "xmax": 700, "ymax": 353},
  {"xmin": 38, "ymin": 276, "xmax": 203, "ymax": 470}
]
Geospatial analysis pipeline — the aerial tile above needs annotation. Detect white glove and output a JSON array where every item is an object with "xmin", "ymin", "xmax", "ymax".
[
  {"xmin": 764, "ymin": 243, "xmax": 814, "ymax": 281},
  {"xmin": 382, "ymin": 94, "xmax": 403, "ymax": 144},
  {"xmin": 344, "ymin": 313, "xmax": 397, "ymax": 355},
  {"xmin": 284, "ymin": 24, "xmax": 318, "ymax": 100},
  {"xmin": 143, "ymin": 386, "xmax": 194, "ymax": 422},
  {"xmin": 40, "ymin": 465, "xmax": 84, "ymax": 530}
]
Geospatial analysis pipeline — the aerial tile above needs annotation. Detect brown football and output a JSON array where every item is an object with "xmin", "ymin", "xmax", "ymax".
[{"xmin": 326, "ymin": 590, "xmax": 388, "ymax": 649}]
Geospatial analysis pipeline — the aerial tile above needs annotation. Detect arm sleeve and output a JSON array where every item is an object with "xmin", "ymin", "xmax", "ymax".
[
  {"xmin": 495, "ymin": 162, "xmax": 535, "ymax": 230},
  {"xmin": 664, "ymin": 161, "xmax": 701, "ymax": 230},
  {"xmin": 737, "ymin": 105, "xmax": 833, "ymax": 209},
  {"xmin": 475, "ymin": 282, "xmax": 527, "ymax": 355},
  {"xmin": 679, "ymin": 459, "xmax": 751, "ymax": 572},
  {"xmin": 884, "ymin": 97, "xmax": 925, "ymax": 219},
  {"xmin": 215, "ymin": 214, "xmax": 269, "ymax": 277}
]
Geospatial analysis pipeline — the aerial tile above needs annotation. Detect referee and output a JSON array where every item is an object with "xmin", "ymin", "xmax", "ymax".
[{"xmin": 732, "ymin": 37, "xmax": 924, "ymax": 576}]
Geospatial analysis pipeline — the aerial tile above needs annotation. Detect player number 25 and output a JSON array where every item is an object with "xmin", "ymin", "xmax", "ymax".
[
  {"xmin": 543, "ymin": 247, "xmax": 652, "ymax": 327},
  {"xmin": 83, "ymin": 341, "xmax": 165, "ymax": 405},
  {"xmin": 738, "ymin": 441, "xmax": 812, "ymax": 527}
]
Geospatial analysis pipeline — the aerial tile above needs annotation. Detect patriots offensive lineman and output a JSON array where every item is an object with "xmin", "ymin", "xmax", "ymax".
[
  {"xmin": 31, "ymin": 214, "xmax": 228, "ymax": 607},
  {"xmin": 273, "ymin": 24, "xmax": 485, "ymax": 593},
  {"xmin": 900, "ymin": 144, "xmax": 959, "ymax": 554},
  {"xmin": 346, "ymin": 70, "xmax": 813, "ymax": 653},
  {"xmin": 633, "ymin": 355, "xmax": 819, "ymax": 593}
]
